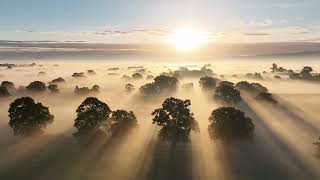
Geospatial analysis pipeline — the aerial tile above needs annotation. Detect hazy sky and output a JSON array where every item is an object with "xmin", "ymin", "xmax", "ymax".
[{"xmin": 0, "ymin": 0, "xmax": 320, "ymax": 43}]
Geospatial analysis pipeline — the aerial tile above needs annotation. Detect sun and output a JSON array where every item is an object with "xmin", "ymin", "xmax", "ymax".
[{"xmin": 168, "ymin": 28, "xmax": 207, "ymax": 50}]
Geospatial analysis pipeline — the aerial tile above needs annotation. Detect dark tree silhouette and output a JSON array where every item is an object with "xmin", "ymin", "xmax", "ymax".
[
  {"xmin": 208, "ymin": 107, "xmax": 254, "ymax": 141},
  {"xmin": 1, "ymin": 81, "xmax": 15, "ymax": 91},
  {"xmin": 90, "ymin": 85, "xmax": 100, "ymax": 93},
  {"xmin": 151, "ymin": 97, "xmax": 199, "ymax": 141},
  {"xmin": 274, "ymin": 75, "xmax": 281, "ymax": 79},
  {"xmin": 72, "ymin": 72, "xmax": 86, "ymax": 78},
  {"xmin": 48, "ymin": 84, "xmax": 59, "ymax": 93},
  {"xmin": 26, "ymin": 81, "xmax": 46, "ymax": 92},
  {"xmin": 235, "ymin": 81, "xmax": 257, "ymax": 92},
  {"xmin": 199, "ymin": 76, "xmax": 219, "ymax": 90},
  {"xmin": 132, "ymin": 73, "xmax": 143, "ymax": 79},
  {"xmin": 251, "ymin": 83, "xmax": 268, "ymax": 94},
  {"xmin": 8, "ymin": 97, "xmax": 54, "ymax": 136},
  {"xmin": 125, "ymin": 84, "xmax": 135, "ymax": 92},
  {"xmin": 300, "ymin": 66, "xmax": 313, "ymax": 79},
  {"xmin": 74, "ymin": 97, "xmax": 112, "ymax": 137},
  {"xmin": 0, "ymin": 86, "xmax": 10, "ymax": 97},
  {"xmin": 140, "ymin": 75, "xmax": 178, "ymax": 96},
  {"xmin": 219, "ymin": 81, "xmax": 234, "ymax": 87},
  {"xmin": 87, "ymin": 70, "xmax": 96, "ymax": 75},
  {"xmin": 75, "ymin": 86, "xmax": 90, "ymax": 95},
  {"xmin": 109, "ymin": 110, "xmax": 138, "ymax": 137},
  {"xmin": 51, "ymin": 77, "xmax": 66, "ymax": 84},
  {"xmin": 214, "ymin": 83, "xmax": 241, "ymax": 105}
]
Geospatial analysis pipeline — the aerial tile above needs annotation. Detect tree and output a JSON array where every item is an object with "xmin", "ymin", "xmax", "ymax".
[
  {"xmin": 51, "ymin": 77, "xmax": 66, "ymax": 84},
  {"xmin": 208, "ymin": 107, "xmax": 254, "ymax": 141},
  {"xmin": 199, "ymin": 76, "xmax": 219, "ymax": 90},
  {"xmin": 139, "ymin": 75, "xmax": 178, "ymax": 96},
  {"xmin": 0, "ymin": 86, "xmax": 10, "ymax": 97},
  {"xmin": 74, "ymin": 97, "xmax": 112, "ymax": 137},
  {"xmin": 300, "ymin": 66, "xmax": 313, "ymax": 79},
  {"xmin": 90, "ymin": 85, "xmax": 100, "ymax": 93},
  {"xmin": 214, "ymin": 84, "xmax": 241, "ymax": 105},
  {"xmin": 72, "ymin": 72, "xmax": 86, "ymax": 78},
  {"xmin": 1, "ymin": 81, "xmax": 15, "ymax": 91},
  {"xmin": 219, "ymin": 81, "xmax": 234, "ymax": 87},
  {"xmin": 8, "ymin": 97, "xmax": 54, "ymax": 136},
  {"xmin": 289, "ymin": 73, "xmax": 300, "ymax": 79},
  {"xmin": 235, "ymin": 81, "xmax": 256, "ymax": 92},
  {"xmin": 48, "ymin": 84, "xmax": 59, "ymax": 93},
  {"xmin": 109, "ymin": 110, "xmax": 138, "ymax": 137},
  {"xmin": 87, "ymin": 70, "xmax": 96, "ymax": 75},
  {"xmin": 125, "ymin": 84, "xmax": 135, "ymax": 92},
  {"xmin": 250, "ymin": 83, "xmax": 268, "ymax": 94},
  {"xmin": 74, "ymin": 86, "xmax": 90, "ymax": 95},
  {"xmin": 151, "ymin": 97, "xmax": 199, "ymax": 141},
  {"xmin": 26, "ymin": 81, "xmax": 46, "ymax": 92},
  {"xmin": 132, "ymin": 73, "xmax": 143, "ymax": 79}
]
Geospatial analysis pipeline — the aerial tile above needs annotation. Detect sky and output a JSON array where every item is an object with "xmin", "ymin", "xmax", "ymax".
[{"xmin": 0, "ymin": 0, "xmax": 320, "ymax": 43}]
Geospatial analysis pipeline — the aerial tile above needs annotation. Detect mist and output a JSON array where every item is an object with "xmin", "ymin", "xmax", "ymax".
[{"xmin": 0, "ymin": 58, "xmax": 319, "ymax": 180}]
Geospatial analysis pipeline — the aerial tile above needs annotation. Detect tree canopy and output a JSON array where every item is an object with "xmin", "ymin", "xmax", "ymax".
[
  {"xmin": 214, "ymin": 83, "xmax": 241, "ymax": 105},
  {"xmin": 0, "ymin": 86, "xmax": 11, "ymax": 97},
  {"xmin": 8, "ymin": 97, "xmax": 54, "ymax": 136},
  {"xmin": 109, "ymin": 110, "xmax": 138, "ymax": 137},
  {"xmin": 26, "ymin": 81, "xmax": 46, "ymax": 92},
  {"xmin": 140, "ymin": 75, "xmax": 178, "ymax": 96},
  {"xmin": 48, "ymin": 84, "xmax": 59, "ymax": 93},
  {"xmin": 74, "ymin": 97, "xmax": 112, "ymax": 137},
  {"xmin": 199, "ymin": 76, "xmax": 219, "ymax": 91},
  {"xmin": 151, "ymin": 97, "xmax": 199, "ymax": 141},
  {"xmin": 208, "ymin": 107, "xmax": 254, "ymax": 141}
]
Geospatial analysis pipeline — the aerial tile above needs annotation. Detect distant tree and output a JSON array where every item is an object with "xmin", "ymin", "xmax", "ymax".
[
  {"xmin": 51, "ymin": 77, "xmax": 66, "ymax": 84},
  {"xmin": 132, "ymin": 73, "xmax": 143, "ymax": 79},
  {"xmin": 272, "ymin": 63, "xmax": 278, "ymax": 71},
  {"xmin": 140, "ymin": 75, "xmax": 178, "ymax": 96},
  {"xmin": 48, "ymin": 84, "xmax": 59, "ymax": 93},
  {"xmin": 214, "ymin": 83, "xmax": 241, "ymax": 105},
  {"xmin": 72, "ymin": 72, "xmax": 86, "ymax": 78},
  {"xmin": 235, "ymin": 81, "xmax": 256, "ymax": 92},
  {"xmin": 87, "ymin": 70, "xmax": 96, "ymax": 75},
  {"xmin": 289, "ymin": 73, "xmax": 300, "ymax": 79},
  {"xmin": 125, "ymin": 84, "xmax": 135, "ymax": 92},
  {"xmin": 199, "ymin": 76, "xmax": 219, "ymax": 91},
  {"xmin": 255, "ymin": 92, "xmax": 278, "ymax": 104},
  {"xmin": 219, "ymin": 81, "xmax": 234, "ymax": 87},
  {"xmin": 26, "ymin": 81, "xmax": 46, "ymax": 92},
  {"xmin": 300, "ymin": 66, "xmax": 313, "ymax": 79},
  {"xmin": 1, "ymin": 81, "xmax": 15, "ymax": 91},
  {"xmin": 74, "ymin": 86, "xmax": 90, "ymax": 95},
  {"xmin": 38, "ymin": 71, "xmax": 46, "ymax": 76},
  {"xmin": 151, "ymin": 97, "xmax": 199, "ymax": 141},
  {"xmin": 208, "ymin": 107, "xmax": 254, "ymax": 141},
  {"xmin": 90, "ymin": 85, "xmax": 100, "ymax": 93},
  {"xmin": 109, "ymin": 110, "xmax": 138, "ymax": 137},
  {"xmin": 8, "ymin": 97, "xmax": 54, "ymax": 136},
  {"xmin": 0, "ymin": 86, "xmax": 10, "ymax": 97},
  {"xmin": 74, "ymin": 97, "xmax": 112, "ymax": 137},
  {"xmin": 274, "ymin": 75, "xmax": 281, "ymax": 79},
  {"xmin": 251, "ymin": 83, "xmax": 268, "ymax": 94}
]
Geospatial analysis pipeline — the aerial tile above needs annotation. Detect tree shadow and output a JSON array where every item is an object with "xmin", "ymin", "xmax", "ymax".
[{"xmin": 145, "ymin": 139, "xmax": 193, "ymax": 180}]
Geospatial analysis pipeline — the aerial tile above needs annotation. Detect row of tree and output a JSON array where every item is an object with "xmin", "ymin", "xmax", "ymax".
[{"xmin": 7, "ymin": 96, "xmax": 255, "ymax": 142}]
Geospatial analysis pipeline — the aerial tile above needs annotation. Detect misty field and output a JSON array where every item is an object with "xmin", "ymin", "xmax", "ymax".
[{"xmin": 0, "ymin": 59, "xmax": 319, "ymax": 180}]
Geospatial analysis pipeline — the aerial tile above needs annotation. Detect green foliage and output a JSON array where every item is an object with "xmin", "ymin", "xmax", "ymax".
[
  {"xmin": 208, "ymin": 107, "xmax": 254, "ymax": 141},
  {"xmin": 152, "ymin": 97, "xmax": 199, "ymax": 142},
  {"xmin": 8, "ymin": 97, "xmax": 54, "ymax": 136}
]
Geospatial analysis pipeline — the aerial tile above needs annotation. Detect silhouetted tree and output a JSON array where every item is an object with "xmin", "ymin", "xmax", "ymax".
[
  {"xmin": 38, "ymin": 71, "xmax": 46, "ymax": 76},
  {"xmin": 87, "ymin": 70, "xmax": 96, "ymax": 75},
  {"xmin": 300, "ymin": 66, "xmax": 313, "ymax": 79},
  {"xmin": 199, "ymin": 76, "xmax": 219, "ymax": 91},
  {"xmin": 219, "ymin": 81, "xmax": 234, "ymax": 87},
  {"xmin": 289, "ymin": 73, "xmax": 300, "ymax": 79},
  {"xmin": 26, "ymin": 81, "xmax": 46, "ymax": 92},
  {"xmin": 75, "ymin": 86, "xmax": 90, "ymax": 95},
  {"xmin": 151, "ymin": 97, "xmax": 199, "ymax": 141},
  {"xmin": 74, "ymin": 97, "xmax": 112, "ymax": 137},
  {"xmin": 132, "ymin": 73, "xmax": 143, "ymax": 79},
  {"xmin": 90, "ymin": 85, "xmax": 100, "ymax": 93},
  {"xmin": 0, "ymin": 86, "xmax": 10, "ymax": 97},
  {"xmin": 8, "ymin": 97, "xmax": 54, "ymax": 136},
  {"xmin": 48, "ymin": 84, "xmax": 59, "ymax": 93},
  {"xmin": 208, "ymin": 107, "xmax": 254, "ymax": 141},
  {"xmin": 125, "ymin": 84, "xmax": 135, "ymax": 92},
  {"xmin": 214, "ymin": 83, "xmax": 241, "ymax": 105},
  {"xmin": 51, "ymin": 77, "xmax": 66, "ymax": 84},
  {"xmin": 235, "ymin": 81, "xmax": 257, "ymax": 92},
  {"xmin": 274, "ymin": 75, "xmax": 281, "ymax": 79},
  {"xmin": 109, "ymin": 110, "xmax": 138, "ymax": 137},
  {"xmin": 1, "ymin": 81, "xmax": 15, "ymax": 91},
  {"xmin": 140, "ymin": 75, "xmax": 178, "ymax": 96},
  {"xmin": 251, "ymin": 83, "xmax": 268, "ymax": 94},
  {"xmin": 72, "ymin": 72, "xmax": 86, "ymax": 78}
]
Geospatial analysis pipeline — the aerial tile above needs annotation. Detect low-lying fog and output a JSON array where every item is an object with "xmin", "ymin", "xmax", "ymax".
[{"xmin": 0, "ymin": 58, "xmax": 320, "ymax": 180}]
